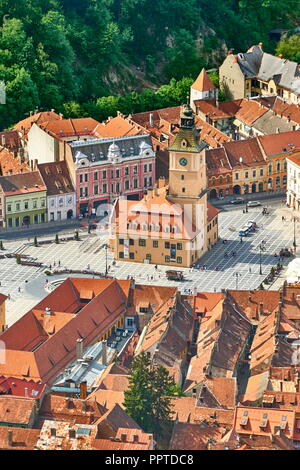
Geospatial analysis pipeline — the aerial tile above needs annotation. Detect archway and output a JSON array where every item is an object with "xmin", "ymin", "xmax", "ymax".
[
  {"xmin": 233, "ymin": 185, "xmax": 241, "ymax": 195},
  {"xmin": 23, "ymin": 216, "xmax": 30, "ymax": 226},
  {"xmin": 67, "ymin": 210, "xmax": 73, "ymax": 219},
  {"xmin": 210, "ymin": 189, "xmax": 217, "ymax": 199},
  {"xmin": 258, "ymin": 182, "xmax": 263, "ymax": 192},
  {"xmin": 251, "ymin": 183, "xmax": 256, "ymax": 193}
]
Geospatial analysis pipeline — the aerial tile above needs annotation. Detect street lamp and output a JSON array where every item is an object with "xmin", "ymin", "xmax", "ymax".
[
  {"xmin": 234, "ymin": 272, "xmax": 241, "ymax": 290},
  {"xmin": 258, "ymin": 241, "xmax": 267, "ymax": 275},
  {"xmin": 243, "ymin": 184, "xmax": 248, "ymax": 212},
  {"xmin": 105, "ymin": 243, "xmax": 108, "ymax": 276},
  {"xmin": 293, "ymin": 216, "xmax": 297, "ymax": 248}
]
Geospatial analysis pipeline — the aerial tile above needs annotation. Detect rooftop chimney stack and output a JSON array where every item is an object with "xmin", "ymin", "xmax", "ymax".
[
  {"xmin": 102, "ymin": 340, "xmax": 107, "ymax": 365},
  {"xmin": 80, "ymin": 381, "xmax": 87, "ymax": 400},
  {"xmin": 149, "ymin": 113, "xmax": 154, "ymax": 128},
  {"xmin": 76, "ymin": 338, "xmax": 84, "ymax": 360},
  {"xmin": 45, "ymin": 307, "xmax": 52, "ymax": 316}
]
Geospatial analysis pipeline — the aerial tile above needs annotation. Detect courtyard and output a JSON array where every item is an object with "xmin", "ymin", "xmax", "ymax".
[{"xmin": 0, "ymin": 201, "xmax": 298, "ymax": 326}]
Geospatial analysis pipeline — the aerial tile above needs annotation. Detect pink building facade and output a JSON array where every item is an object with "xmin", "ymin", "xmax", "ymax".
[{"xmin": 71, "ymin": 135, "xmax": 156, "ymax": 216}]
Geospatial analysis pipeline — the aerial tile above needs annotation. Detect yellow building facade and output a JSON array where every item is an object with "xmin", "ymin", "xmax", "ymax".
[{"xmin": 110, "ymin": 105, "xmax": 219, "ymax": 267}]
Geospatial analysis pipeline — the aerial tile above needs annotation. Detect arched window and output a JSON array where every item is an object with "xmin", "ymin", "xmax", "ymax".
[
  {"xmin": 165, "ymin": 224, "xmax": 170, "ymax": 233},
  {"xmin": 268, "ymin": 164, "xmax": 272, "ymax": 174},
  {"xmin": 277, "ymin": 162, "xmax": 280, "ymax": 172},
  {"xmin": 219, "ymin": 176, "xmax": 223, "ymax": 185}
]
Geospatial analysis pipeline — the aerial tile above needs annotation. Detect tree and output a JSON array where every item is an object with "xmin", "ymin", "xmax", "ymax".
[
  {"xmin": 55, "ymin": 234, "xmax": 59, "ymax": 244},
  {"xmin": 34, "ymin": 236, "xmax": 38, "ymax": 247},
  {"xmin": 276, "ymin": 35, "xmax": 300, "ymax": 63},
  {"xmin": 123, "ymin": 351, "xmax": 178, "ymax": 436}
]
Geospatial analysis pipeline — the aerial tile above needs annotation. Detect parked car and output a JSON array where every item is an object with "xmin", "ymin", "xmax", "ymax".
[
  {"xmin": 247, "ymin": 201, "xmax": 262, "ymax": 207},
  {"xmin": 239, "ymin": 226, "xmax": 251, "ymax": 236},
  {"xmin": 230, "ymin": 198, "xmax": 244, "ymax": 205}
]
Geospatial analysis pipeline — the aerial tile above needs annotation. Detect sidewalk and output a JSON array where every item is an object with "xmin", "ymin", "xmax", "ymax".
[{"xmin": 0, "ymin": 216, "xmax": 103, "ymax": 239}]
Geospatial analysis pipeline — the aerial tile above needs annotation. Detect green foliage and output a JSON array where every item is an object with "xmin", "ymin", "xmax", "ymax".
[
  {"xmin": 276, "ymin": 35, "xmax": 300, "ymax": 63},
  {"xmin": 0, "ymin": 0, "xmax": 299, "ymax": 129},
  {"xmin": 123, "ymin": 351, "xmax": 181, "ymax": 436}
]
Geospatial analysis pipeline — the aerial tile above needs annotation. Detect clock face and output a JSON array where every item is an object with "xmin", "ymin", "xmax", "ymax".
[{"xmin": 179, "ymin": 157, "xmax": 188, "ymax": 167}]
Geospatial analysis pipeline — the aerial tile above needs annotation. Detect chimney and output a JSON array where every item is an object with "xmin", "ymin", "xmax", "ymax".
[
  {"xmin": 76, "ymin": 338, "xmax": 84, "ymax": 360},
  {"xmin": 59, "ymin": 113, "xmax": 63, "ymax": 120},
  {"xmin": 258, "ymin": 42, "xmax": 263, "ymax": 49},
  {"xmin": 51, "ymin": 109, "xmax": 55, "ymax": 113},
  {"xmin": 259, "ymin": 302, "xmax": 264, "ymax": 315},
  {"xmin": 278, "ymin": 54, "xmax": 283, "ymax": 59},
  {"xmin": 7, "ymin": 430, "xmax": 13, "ymax": 447},
  {"xmin": 1, "ymin": 134, "xmax": 5, "ymax": 147},
  {"xmin": 276, "ymin": 127, "xmax": 280, "ymax": 134},
  {"xmin": 102, "ymin": 340, "xmax": 107, "ymax": 365},
  {"xmin": 80, "ymin": 381, "xmax": 87, "ymax": 400},
  {"xmin": 216, "ymin": 99, "xmax": 219, "ymax": 109},
  {"xmin": 133, "ymin": 434, "xmax": 139, "ymax": 443},
  {"xmin": 45, "ymin": 307, "xmax": 51, "ymax": 316},
  {"xmin": 149, "ymin": 113, "xmax": 154, "ymax": 128},
  {"xmin": 120, "ymin": 433, "xmax": 127, "ymax": 442}
]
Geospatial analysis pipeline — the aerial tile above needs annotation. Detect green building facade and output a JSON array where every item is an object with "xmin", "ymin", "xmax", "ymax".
[{"xmin": 6, "ymin": 190, "xmax": 48, "ymax": 228}]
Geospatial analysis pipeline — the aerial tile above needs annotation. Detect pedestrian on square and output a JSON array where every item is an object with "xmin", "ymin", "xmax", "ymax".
[{"xmin": 249, "ymin": 267, "xmax": 251, "ymax": 273}]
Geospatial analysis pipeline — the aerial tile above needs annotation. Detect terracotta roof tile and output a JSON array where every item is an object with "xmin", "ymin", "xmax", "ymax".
[
  {"xmin": 192, "ymin": 69, "xmax": 216, "ymax": 92},
  {"xmin": 38, "ymin": 161, "xmax": 74, "ymax": 196}
]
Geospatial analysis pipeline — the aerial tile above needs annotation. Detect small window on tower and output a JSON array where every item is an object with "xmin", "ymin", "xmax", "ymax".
[{"xmin": 181, "ymin": 139, "xmax": 187, "ymax": 148}]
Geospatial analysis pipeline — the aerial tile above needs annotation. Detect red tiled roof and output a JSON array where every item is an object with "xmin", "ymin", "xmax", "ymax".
[
  {"xmin": 40, "ymin": 117, "xmax": 100, "ymax": 138},
  {"xmin": 0, "ymin": 171, "xmax": 46, "ymax": 196},
  {"xmin": 0, "ymin": 376, "xmax": 45, "ymax": 399},
  {"xmin": 258, "ymin": 130, "xmax": 300, "ymax": 156},
  {"xmin": 223, "ymin": 138, "xmax": 266, "ymax": 168},
  {"xmin": 207, "ymin": 202, "xmax": 220, "ymax": 222},
  {"xmin": 192, "ymin": 69, "xmax": 215, "ymax": 92},
  {"xmin": 14, "ymin": 111, "xmax": 61, "ymax": 137},
  {"xmin": 0, "ymin": 396, "xmax": 36, "ymax": 425},
  {"xmin": 38, "ymin": 161, "xmax": 74, "ymax": 196},
  {"xmin": 0, "ymin": 426, "xmax": 40, "ymax": 450},
  {"xmin": 0, "ymin": 294, "xmax": 7, "ymax": 305},
  {"xmin": 0, "ymin": 146, "xmax": 30, "ymax": 176}
]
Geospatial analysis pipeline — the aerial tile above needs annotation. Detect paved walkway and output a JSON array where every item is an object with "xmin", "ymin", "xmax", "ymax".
[{"xmin": 1, "ymin": 201, "xmax": 298, "ymax": 326}]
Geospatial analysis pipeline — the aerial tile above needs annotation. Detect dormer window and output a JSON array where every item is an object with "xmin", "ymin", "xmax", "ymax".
[{"xmin": 181, "ymin": 139, "xmax": 187, "ymax": 149}]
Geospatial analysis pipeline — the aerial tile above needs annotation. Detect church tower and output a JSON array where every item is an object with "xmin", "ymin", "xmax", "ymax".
[{"xmin": 190, "ymin": 68, "xmax": 218, "ymax": 110}]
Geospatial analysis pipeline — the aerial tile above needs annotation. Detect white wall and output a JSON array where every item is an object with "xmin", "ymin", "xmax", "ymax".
[
  {"xmin": 48, "ymin": 193, "xmax": 76, "ymax": 221},
  {"xmin": 27, "ymin": 124, "xmax": 58, "ymax": 165}
]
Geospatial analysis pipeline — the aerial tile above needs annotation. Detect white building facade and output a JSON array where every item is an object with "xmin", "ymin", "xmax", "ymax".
[{"xmin": 287, "ymin": 154, "xmax": 300, "ymax": 211}]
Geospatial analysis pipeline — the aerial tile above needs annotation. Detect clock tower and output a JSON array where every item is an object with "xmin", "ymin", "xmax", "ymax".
[{"xmin": 168, "ymin": 103, "xmax": 207, "ymax": 200}]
